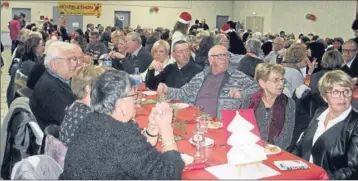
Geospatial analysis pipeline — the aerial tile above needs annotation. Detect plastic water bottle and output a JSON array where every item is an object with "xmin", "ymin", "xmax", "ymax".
[
  {"xmin": 132, "ymin": 68, "xmax": 142, "ymax": 107},
  {"xmin": 132, "ymin": 67, "xmax": 142, "ymax": 87}
]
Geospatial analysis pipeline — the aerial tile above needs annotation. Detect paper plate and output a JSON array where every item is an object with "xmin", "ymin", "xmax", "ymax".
[
  {"xmin": 142, "ymin": 98, "xmax": 146, "ymax": 102},
  {"xmin": 264, "ymin": 144, "xmax": 282, "ymax": 155},
  {"xmin": 142, "ymin": 91, "xmax": 157, "ymax": 96},
  {"xmin": 171, "ymin": 103, "xmax": 190, "ymax": 109},
  {"xmin": 189, "ymin": 137, "xmax": 214, "ymax": 147},
  {"xmin": 181, "ymin": 153, "xmax": 194, "ymax": 165},
  {"xmin": 208, "ymin": 121, "xmax": 223, "ymax": 129}
]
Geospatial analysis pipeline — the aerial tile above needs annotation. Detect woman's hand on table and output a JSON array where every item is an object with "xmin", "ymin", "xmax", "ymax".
[
  {"xmin": 151, "ymin": 102, "xmax": 178, "ymax": 152},
  {"xmin": 157, "ymin": 83, "xmax": 168, "ymax": 94},
  {"xmin": 152, "ymin": 102, "xmax": 173, "ymax": 132},
  {"xmin": 149, "ymin": 61, "xmax": 164, "ymax": 72}
]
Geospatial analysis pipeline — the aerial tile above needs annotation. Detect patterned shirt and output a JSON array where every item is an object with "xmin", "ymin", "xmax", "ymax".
[{"xmin": 59, "ymin": 101, "xmax": 91, "ymax": 145}]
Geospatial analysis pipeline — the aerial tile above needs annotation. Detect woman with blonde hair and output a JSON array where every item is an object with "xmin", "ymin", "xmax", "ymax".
[
  {"xmin": 142, "ymin": 40, "xmax": 174, "ymax": 80},
  {"xmin": 241, "ymin": 63, "xmax": 295, "ymax": 149},
  {"xmin": 283, "ymin": 42, "xmax": 314, "ymax": 78},
  {"xmin": 292, "ymin": 70, "xmax": 358, "ymax": 180},
  {"xmin": 59, "ymin": 65, "xmax": 112, "ymax": 145},
  {"xmin": 171, "ymin": 12, "xmax": 192, "ymax": 51}
]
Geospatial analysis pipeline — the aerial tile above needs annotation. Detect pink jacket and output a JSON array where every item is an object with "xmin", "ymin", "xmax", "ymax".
[{"xmin": 8, "ymin": 20, "xmax": 21, "ymax": 40}]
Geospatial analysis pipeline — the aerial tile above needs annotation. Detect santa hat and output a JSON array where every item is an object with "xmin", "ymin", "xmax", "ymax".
[
  {"xmin": 220, "ymin": 24, "xmax": 233, "ymax": 34},
  {"xmin": 178, "ymin": 12, "xmax": 192, "ymax": 24}
]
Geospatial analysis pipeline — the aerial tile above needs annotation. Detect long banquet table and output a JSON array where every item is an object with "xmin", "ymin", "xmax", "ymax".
[{"xmin": 135, "ymin": 93, "xmax": 329, "ymax": 180}]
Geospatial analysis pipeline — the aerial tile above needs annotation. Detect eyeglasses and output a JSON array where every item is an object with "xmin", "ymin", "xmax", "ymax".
[
  {"xmin": 267, "ymin": 78, "xmax": 285, "ymax": 84},
  {"xmin": 121, "ymin": 93, "xmax": 138, "ymax": 100},
  {"xmin": 210, "ymin": 53, "xmax": 231, "ymax": 58},
  {"xmin": 342, "ymin": 49, "xmax": 357, "ymax": 54},
  {"xmin": 326, "ymin": 89, "xmax": 352, "ymax": 99}
]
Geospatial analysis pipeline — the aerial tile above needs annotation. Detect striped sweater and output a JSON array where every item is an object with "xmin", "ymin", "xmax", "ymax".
[{"xmin": 167, "ymin": 66, "xmax": 258, "ymax": 119}]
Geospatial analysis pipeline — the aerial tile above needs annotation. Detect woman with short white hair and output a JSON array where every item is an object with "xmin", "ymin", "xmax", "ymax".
[
  {"xmin": 292, "ymin": 70, "xmax": 358, "ymax": 180},
  {"xmin": 237, "ymin": 39, "xmax": 264, "ymax": 78}
]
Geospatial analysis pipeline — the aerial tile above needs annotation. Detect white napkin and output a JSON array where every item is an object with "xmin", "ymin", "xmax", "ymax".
[
  {"xmin": 227, "ymin": 111, "xmax": 254, "ymax": 133},
  {"xmin": 227, "ymin": 130, "xmax": 260, "ymax": 146},
  {"xmin": 205, "ymin": 163, "xmax": 280, "ymax": 179},
  {"xmin": 227, "ymin": 144, "xmax": 267, "ymax": 165}
]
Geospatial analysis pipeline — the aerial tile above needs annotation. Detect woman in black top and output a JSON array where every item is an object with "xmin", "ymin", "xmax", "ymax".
[
  {"xmin": 60, "ymin": 70, "xmax": 185, "ymax": 179},
  {"xmin": 309, "ymin": 50, "xmax": 356, "ymax": 94},
  {"xmin": 293, "ymin": 70, "xmax": 358, "ymax": 180}
]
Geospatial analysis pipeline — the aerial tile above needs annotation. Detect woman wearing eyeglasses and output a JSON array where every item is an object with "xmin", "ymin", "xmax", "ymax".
[
  {"xmin": 60, "ymin": 70, "xmax": 186, "ymax": 180},
  {"xmin": 241, "ymin": 63, "xmax": 296, "ymax": 150},
  {"xmin": 292, "ymin": 70, "xmax": 358, "ymax": 180}
]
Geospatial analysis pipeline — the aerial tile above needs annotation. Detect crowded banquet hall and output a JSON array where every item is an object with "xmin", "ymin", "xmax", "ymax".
[{"xmin": 1, "ymin": 0, "xmax": 358, "ymax": 180}]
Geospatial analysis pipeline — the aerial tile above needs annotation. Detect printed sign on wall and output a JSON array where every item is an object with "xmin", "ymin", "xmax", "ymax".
[{"xmin": 58, "ymin": 2, "xmax": 102, "ymax": 16}]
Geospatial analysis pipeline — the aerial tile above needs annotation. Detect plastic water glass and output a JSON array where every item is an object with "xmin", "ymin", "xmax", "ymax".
[{"xmin": 197, "ymin": 116, "xmax": 208, "ymax": 133}]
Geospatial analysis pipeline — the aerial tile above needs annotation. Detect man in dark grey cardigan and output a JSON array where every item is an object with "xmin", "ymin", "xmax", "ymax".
[
  {"xmin": 158, "ymin": 45, "xmax": 258, "ymax": 119},
  {"xmin": 119, "ymin": 32, "xmax": 153, "ymax": 74}
]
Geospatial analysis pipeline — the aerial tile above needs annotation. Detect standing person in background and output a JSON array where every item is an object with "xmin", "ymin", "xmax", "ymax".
[
  {"xmin": 19, "ymin": 13, "xmax": 26, "ymax": 29},
  {"xmin": 199, "ymin": 19, "xmax": 209, "ymax": 30},
  {"xmin": 8, "ymin": 15, "xmax": 21, "ymax": 54},
  {"xmin": 101, "ymin": 26, "xmax": 112, "ymax": 48},
  {"xmin": 114, "ymin": 15, "xmax": 123, "ymax": 29},
  {"xmin": 171, "ymin": 12, "xmax": 192, "ymax": 52},
  {"xmin": 85, "ymin": 23, "xmax": 94, "ymax": 43},
  {"xmin": 352, "ymin": 19, "xmax": 358, "ymax": 46},
  {"xmin": 189, "ymin": 20, "xmax": 199, "ymax": 33}
]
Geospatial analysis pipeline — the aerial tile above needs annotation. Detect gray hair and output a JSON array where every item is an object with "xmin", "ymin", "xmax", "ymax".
[
  {"xmin": 44, "ymin": 41, "xmax": 74, "ymax": 68},
  {"xmin": 213, "ymin": 34, "xmax": 226, "ymax": 45},
  {"xmin": 343, "ymin": 39, "xmax": 358, "ymax": 49},
  {"xmin": 29, "ymin": 31, "xmax": 43, "ymax": 39},
  {"xmin": 246, "ymin": 39, "xmax": 262, "ymax": 56},
  {"xmin": 321, "ymin": 50, "xmax": 344, "ymax": 69},
  {"xmin": 90, "ymin": 70, "xmax": 133, "ymax": 115},
  {"xmin": 127, "ymin": 32, "xmax": 142, "ymax": 45}
]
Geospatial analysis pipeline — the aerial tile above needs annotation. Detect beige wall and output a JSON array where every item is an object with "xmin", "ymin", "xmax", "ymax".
[
  {"xmin": 233, "ymin": 1, "xmax": 273, "ymax": 34},
  {"xmin": 233, "ymin": 1, "xmax": 356, "ymax": 40},
  {"xmin": 0, "ymin": 1, "xmax": 233, "ymax": 31}
]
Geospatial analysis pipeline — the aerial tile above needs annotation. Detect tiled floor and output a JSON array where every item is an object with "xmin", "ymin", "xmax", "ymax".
[{"xmin": 1, "ymin": 47, "xmax": 11, "ymax": 124}]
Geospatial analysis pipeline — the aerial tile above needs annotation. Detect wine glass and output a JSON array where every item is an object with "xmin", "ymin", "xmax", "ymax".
[{"xmin": 191, "ymin": 130, "xmax": 205, "ymax": 162}]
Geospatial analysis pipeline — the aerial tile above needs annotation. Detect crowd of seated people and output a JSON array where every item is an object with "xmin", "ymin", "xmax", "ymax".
[{"xmin": 1, "ymin": 11, "xmax": 358, "ymax": 180}]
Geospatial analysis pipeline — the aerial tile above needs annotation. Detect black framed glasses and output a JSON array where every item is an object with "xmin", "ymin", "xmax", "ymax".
[
  {"xmin": 342, "ymin": 49, "xmax": 357, "ymax": 54},
  {"xmin": 326, "ymin": 89, "xmax": 352, "ymax": 99}
]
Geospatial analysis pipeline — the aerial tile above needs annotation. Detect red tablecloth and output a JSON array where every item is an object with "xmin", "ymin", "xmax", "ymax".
[{"xmin": 135, "ymin": 96, "xmax": 329, "ymax": 180}]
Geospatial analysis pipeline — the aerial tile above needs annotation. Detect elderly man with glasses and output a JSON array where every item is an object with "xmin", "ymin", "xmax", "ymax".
[
  {"xmin": 30, "ymin": 41, "xmax": 78, "ymax": 130},
  {"xmin": 158, "ymin": 45, "xmax": 258, "ymax": 119},
  {"xmin": 118, "ymin": 32, "xmax": 152, "ymax": 74},
  {"xmin": 342, "ymin": 40, "xmax": 358, "ymax": 77}
]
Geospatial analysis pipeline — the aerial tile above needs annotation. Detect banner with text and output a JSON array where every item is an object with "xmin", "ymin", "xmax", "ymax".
[{"xmin": 57, "ymin": 2, "xmax": 102, "ymax": 16}]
